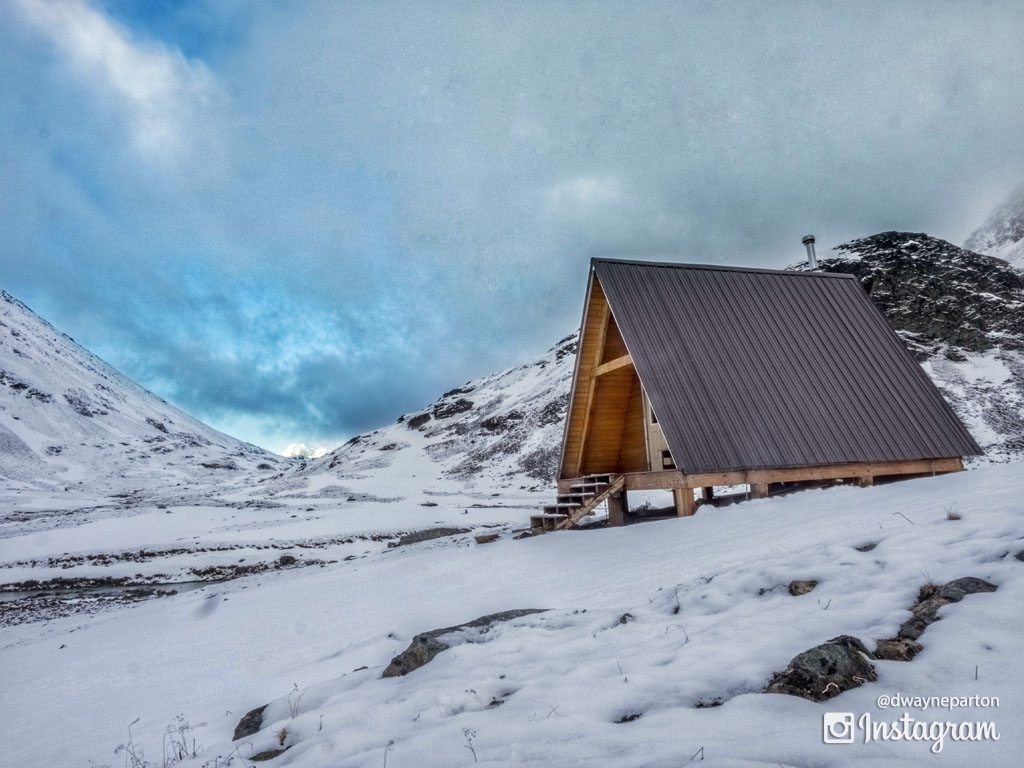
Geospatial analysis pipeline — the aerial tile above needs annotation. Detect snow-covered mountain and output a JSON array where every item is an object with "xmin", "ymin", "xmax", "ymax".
[
  {"xmin": 0, "ymin": 291, "xmax": 284, "ymax": 500},
  {"xmin": 965, "ymin": 186, "xmax": 1024, "ymax": 269},
  {"xmin": 294, "ymin": 333, "xmax": 576, "ymax": 494},
  {"xmin": 803, "ymin": 232, "xmax": 1024, "ymax": 462}
]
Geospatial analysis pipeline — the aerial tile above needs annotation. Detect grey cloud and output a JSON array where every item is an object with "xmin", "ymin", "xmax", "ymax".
[{"xmin": 3, "ymin": 0, "xmax": 1024, "ymax": 451}]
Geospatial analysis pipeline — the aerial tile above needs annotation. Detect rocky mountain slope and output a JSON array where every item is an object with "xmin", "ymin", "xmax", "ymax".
[
  {"xmin": 296, "ymin": 333, "xmax": 577, "ymax": 495},
  {"xmin": 802, "ymin": 232, "xmax": 1024, "ymax": 462},
  {"xmin": 0, "ymin": 291, "xmax": 284, "ymax": 500},
  {"xmin": 965, "ymin": 186, "xmax": 1024, "ymax": 269}
]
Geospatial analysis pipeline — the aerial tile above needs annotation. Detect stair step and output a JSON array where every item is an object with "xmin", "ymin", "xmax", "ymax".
[
  {"xmin": 531, "ymin": 474, "xmax": 624, "ymax": 534},
  {"xmin": 542, "ymin": 504, "xmax": 576, "ymax": 515},
  {"xmin": 569, "ymin": 482, "xmax": 608, "ymax": 494},
  {"xmin": 556, "ymin": 493, "xmax": 591, "ymax": 504},
  {"xmin": 530, "ymin": 514, "xmax": 565, "ymax": 533}
]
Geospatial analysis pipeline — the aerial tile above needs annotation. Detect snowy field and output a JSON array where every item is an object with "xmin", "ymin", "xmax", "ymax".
[{"xmin": 2, "ymin": 462, "xmax": 1022, "ymax": 767}]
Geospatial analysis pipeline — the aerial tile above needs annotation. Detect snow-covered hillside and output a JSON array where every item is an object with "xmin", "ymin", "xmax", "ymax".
[
  {"xmin": 0, "ymin": 291, "xmax": 285, "ymax": 502},
  {"xmin": 3, "ymin": 463, "xmax": 1022, "ymax": 767},
  {"xmin": 296, "ymin": 333, "xmax": 576, "ymax": 493},
  {"xmin": 965, "ymin": 187, "xmax": 1024, "ymax": 269}
]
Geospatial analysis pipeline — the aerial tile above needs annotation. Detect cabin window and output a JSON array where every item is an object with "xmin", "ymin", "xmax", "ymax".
[
  {"xmin": 661, "ymin": 450, "xmax": 675, "ymax": 469},
  {"xmin": 650, "ymin": 408, "xmax": 658, "ymax": 425}
]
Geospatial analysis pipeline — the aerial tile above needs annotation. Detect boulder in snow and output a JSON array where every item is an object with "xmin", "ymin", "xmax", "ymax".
[
  {"xmin": 233, "ymin": 704, "xmax": 267, "ymax": 741},
  {"xmin": 787, "ymin": 579, "xmax": 818, "ymax": 596},
  {"xmin": 382, "ymin": 609, "xmax": 546, "ymax": 678},
  {"xmin": 898, "ymin": 577, "xmax": 996, "ymax": 640},
  {"xmin": 765, "ymin": 635, "xmax": 877, "ymax": 701}
]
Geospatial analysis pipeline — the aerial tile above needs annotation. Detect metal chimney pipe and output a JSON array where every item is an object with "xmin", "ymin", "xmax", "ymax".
[{"xmin": 801, "ymin": 234, "xmax": 817, "ymax": 269}]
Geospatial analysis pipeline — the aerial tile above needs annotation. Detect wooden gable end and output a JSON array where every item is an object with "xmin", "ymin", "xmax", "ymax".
[{"xmin": 559, "ymin": 272, "xmax": 650, "ymax": 480}]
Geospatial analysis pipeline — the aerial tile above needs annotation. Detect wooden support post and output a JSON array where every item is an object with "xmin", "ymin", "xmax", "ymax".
[
  {"xmin": 673, "ymin": 487, "xmax": 696, "ymax": 517},
  {"xmin": 701, "ymin": 487, "xmax": 714, "ymax": 501},
  {"xmin": 607, "ymin": 489, "xmax": 628, "ymax": 527},
  {"xmin": 857, "ymin": 475, "xmax": 874, "ymax": 488},
  {"xmin": 750, "ymin": 482, "xmax": 769, "ymax": 499}
]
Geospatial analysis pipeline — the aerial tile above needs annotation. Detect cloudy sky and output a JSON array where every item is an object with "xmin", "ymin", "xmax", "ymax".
[{"xmin": 3, "ymin": 0, "xmax": 1023, "ymax": 454}]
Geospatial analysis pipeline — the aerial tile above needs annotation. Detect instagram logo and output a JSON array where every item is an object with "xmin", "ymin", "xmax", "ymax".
[{"xmin": 822, "ymin": 712, "xmax": 856, "ymax": 744}]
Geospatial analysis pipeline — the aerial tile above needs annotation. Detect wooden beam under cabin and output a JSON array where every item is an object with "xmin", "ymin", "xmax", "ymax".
[
  {"xmin": 673, "ymin": 487, "xmax": 695, "ymax": 517},
  {"xmin": 593, "ymin": 353, "xmax": 633, "ymax": 377},
  {"xmin": 618, "ymin": 457, "xmax": 964, "ymax": 494},
  {"xmin": 607, "ymin": 489, "xmax": 628, "ymax": 527},
  {"xmin": 682, "ymin": 458, "xmax": 964, "ymax": 489}
]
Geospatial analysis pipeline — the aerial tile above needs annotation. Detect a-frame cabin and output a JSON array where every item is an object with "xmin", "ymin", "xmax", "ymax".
[{"xmin": 531, "ymin": 258, "xmax": 982, "ymax": 532}]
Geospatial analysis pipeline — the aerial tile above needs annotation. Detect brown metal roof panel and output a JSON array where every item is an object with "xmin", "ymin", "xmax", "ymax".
[{"xmin": 592, "ymin": 258, "xmax": 981, "ymax": 474}]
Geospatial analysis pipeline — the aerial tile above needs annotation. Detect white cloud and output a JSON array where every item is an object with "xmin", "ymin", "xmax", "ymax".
[
  {"xmin": 12, "ymin": 0, "xmax": 216, "ymax": 159},
  {"xmin": 282, "ymin": 443, "xmax": 331, "ymax": 459}
]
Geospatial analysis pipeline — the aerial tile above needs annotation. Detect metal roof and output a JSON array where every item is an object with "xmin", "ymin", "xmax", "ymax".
[{"xmin": 592, "ymin": 258, "xmax": 982, "ymax": 473}]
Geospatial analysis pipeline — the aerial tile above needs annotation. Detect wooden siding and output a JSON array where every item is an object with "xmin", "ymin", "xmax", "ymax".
[
  {"xmin": 560, "ymin": 278, "xmax": 649, "ymax": 478},
  {"xmin": 617, "ymin": 372, "xmax": 648, "ymax": 472},
  {"xmin": 601, "ymin": 315, "xmax": 629, "ymax": 362},
  {"xmin": 580, "ymin": 365, "xmax": 635, "ymax": 473},
  {"xmin": 559, "ymin": 277, "xmax": 609, "ymax": 478}
]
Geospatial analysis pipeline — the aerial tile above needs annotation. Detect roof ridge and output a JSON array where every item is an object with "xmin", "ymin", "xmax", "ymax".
[{"xmin": 590, "ymin": 256, "xmax": 856, "ymax": 279}]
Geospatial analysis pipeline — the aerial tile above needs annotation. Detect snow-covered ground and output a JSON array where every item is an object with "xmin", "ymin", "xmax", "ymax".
[
  {"xmin": 2, "ymin": 463, "xmax": 1023, "ymax": 767},
  {"xmin": 923, "ymin": 350, "xmax": 1024, "ymax": 463}
]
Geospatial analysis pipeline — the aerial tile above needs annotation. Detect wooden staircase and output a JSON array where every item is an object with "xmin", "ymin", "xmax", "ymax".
[{"xmin": 530, "ymin": 474, "xmax": 625, "ymax": 533}]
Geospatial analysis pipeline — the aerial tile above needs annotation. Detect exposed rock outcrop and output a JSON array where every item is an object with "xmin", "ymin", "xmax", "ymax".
[
  {"xmin": 768, "ymin": 577, "xmax": 998, "ymax": 699},
  {"xmin": 382, "ymin": 609, "xmax": 546, "ymax": 678},
  {"xmin": 896, "ymin": 577, "xmax": 997, "ymax": 643},
  {"xmin": 233, "ymin": 704, "xmax": 267, "ymax": 741},
  {"xmin": 815, "ymin": 232, "xmax": 1024, "ymax": 355},
  {"xmin": 387, "ymin": 527, "xmax": 470, "ymax": 548},
  {"xmin": 765, "ymin": 635, "xmax": 877, "ymax": 701},
  {"xmin": 787, "ymin": 579, "xmax": 818, "ymax": 596}
]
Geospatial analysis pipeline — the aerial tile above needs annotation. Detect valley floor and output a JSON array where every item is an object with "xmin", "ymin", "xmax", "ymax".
[{"xmin": 2, "ymin": 464, "xmax": 1023, "ymax": 766}]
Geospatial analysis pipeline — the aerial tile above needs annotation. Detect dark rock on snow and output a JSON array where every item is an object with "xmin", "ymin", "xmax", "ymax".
[
  {"xmin": 250, "ymin": 747, "xmax": 288, "ymax": 762},
  {"xmin": 432, "ymin": 397, "xmax": 474, "ymax": 419},
  {"xmin": 474, "ymin": 533, "xmax": 500, "ymax": 545},
  {"xmin": 898, "ymin": 577, "xmax": 997, "ymax": 640},
  {"xmin": 815, "ymin": 232, "xmax": 1024, "ymax": 355},
  {"xmin": 768, "ymin": 576, "xmax": 998, "ymax": 700},
  {"xmin": 387, "ymin": 527, "xmax": 470, "ymax": 548},
  {"xmin": 382, "ymin": 609, "xmax": 547, "ymax": 678},
  {"xmin": 765, "ymin": 635, "xmax": 877, "ymax": 701},
  {"xmin": 787, "ymin": 579, "xmax": 818, "ymax": 596},
  {"xmin": 938, "ymin": 576, "xmax": 997, "ymax": 602},
  {"xmin": 233, "ymin": 704, "xmax": 267, "ymax": 741},
  {"xmin": 405, "ymin": 412, "xmax": 431, "ymax": 430},
  {"xmin": 874, "ymin": 638, "xmax": 924, "ymax": 662},
  {"xmin": 898, "ymin": 595, "xmax": 952, "ymax": 641}
]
